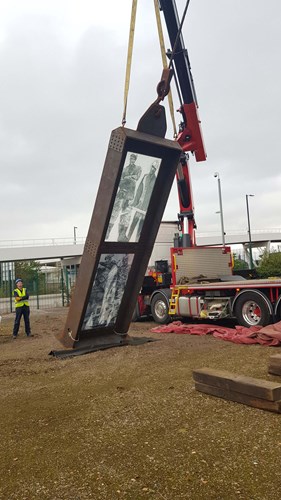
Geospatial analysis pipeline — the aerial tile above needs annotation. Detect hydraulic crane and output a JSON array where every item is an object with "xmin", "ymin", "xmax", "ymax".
[
  {"xmin": 159, "ymin": 0, "xmax": 207, "ymax": 247},
  {"xmin": 135, "ymin": 1, "xmax": 281, "ymax": 329}
]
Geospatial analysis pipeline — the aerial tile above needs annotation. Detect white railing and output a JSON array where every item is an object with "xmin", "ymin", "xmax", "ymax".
[
  {"xmin": 193, "ymin": 228, "xmax": 281, "ymax": 237},
  {"xmin": 1, "ymin": 229, "xmax": 281, "ymax": 249},
  {"xmin": 0, "ymin": 237, "xmax": 86, "ymax": 248}
]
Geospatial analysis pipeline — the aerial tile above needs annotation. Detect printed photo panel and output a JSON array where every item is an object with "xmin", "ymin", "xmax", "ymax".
[
  {"xmin": 82, "ymin": 253, "xmax": 134, "ymax": 331},
  {"xmin": 105, "ymin": 152, "xmax": 161, "ymax": 243}
]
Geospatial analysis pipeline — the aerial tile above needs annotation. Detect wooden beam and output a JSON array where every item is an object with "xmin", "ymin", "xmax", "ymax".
[
  {"xmin": 268, "ymin": 354, "xmax": 281, "ymax": 376},
  {"xmin": 193, "ymin": 367, "xmax": 281, "ymax": 401},
  {"xmin": 195, "ymin": 382, "xmax": 281, "ymax": 414}
]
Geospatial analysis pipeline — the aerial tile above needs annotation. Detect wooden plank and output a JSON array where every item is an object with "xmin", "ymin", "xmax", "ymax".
[
  {"xmin": 193, "ymin": 367, "xmax": 281, "ymax": 401},
  {"xmin": 268, "ymin": 365, "xmax": 281, "ymax": 376},
  {"xmin": 195, "ymin": 382, "xmax": 281, "ymax": 414},
  {"xmin": 269, "ymin": 354, "xmax": 281, "ymax": 363},
  {"xmin": 268, "ymin": 354, "xmax": 281, "ymax": 376}
]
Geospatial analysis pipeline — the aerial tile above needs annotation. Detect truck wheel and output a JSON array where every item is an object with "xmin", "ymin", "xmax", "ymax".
[
  {"xmin": 234, "ymin": 292, "xmax": 271, "ymax": 327},
  {"xmin": 151, "ymin": 293, "xmax": 170, "ymax": 324}
]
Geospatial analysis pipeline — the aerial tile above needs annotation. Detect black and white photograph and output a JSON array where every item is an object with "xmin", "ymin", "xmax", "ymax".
[
  {"xmin": 105, "ymin": 152, "xmax": 161, "ymax": 243},
  {"xmin": 82, "ymin": 253, "xmax": 134, "ymax": 330}
]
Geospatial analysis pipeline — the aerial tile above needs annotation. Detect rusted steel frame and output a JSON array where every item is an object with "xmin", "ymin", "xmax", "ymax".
[{"xmin": 58, "ymin": 127, "xmax": 181, "ymax": 348}]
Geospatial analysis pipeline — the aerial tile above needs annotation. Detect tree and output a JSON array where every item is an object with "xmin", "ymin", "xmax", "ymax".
[
  {"xmin": 14, "ymin": 260, "xmax": 44, "ymax": 293},
  {"xmin": 232, "ymin": 253, "xmax": 249, "ymax": 271},
  {"xmin": 257, "ymin": 251, "xmax": 281, "ymax": 278}
]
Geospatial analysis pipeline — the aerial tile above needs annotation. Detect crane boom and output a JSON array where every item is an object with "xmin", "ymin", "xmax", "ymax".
[
  {"xmin": 159, "ymin": 0, "xmax": 197, "ymax": 105},
  {"xmin": 159, "ymin": 0, "xmax": 207, "ymax": 246},
  {"xmin": 159, "ymin": 0, "xmax": 206, "ymax": 161}
]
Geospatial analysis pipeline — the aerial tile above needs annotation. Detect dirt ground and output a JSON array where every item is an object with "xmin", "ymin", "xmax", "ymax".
[{"xmin": 1, "ymin": 308, "xmax": 281, "ymax": 500}]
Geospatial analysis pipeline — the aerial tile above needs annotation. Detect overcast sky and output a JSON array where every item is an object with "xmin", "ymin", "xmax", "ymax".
[{"xmin": 1, "ymin": 0, "xmax": 281, "ymax": 242}]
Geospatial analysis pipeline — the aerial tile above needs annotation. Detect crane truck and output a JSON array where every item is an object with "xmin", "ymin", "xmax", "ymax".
[{"xmin": 133, "ymin": 0, "xmax": 281, "ymax": 328}]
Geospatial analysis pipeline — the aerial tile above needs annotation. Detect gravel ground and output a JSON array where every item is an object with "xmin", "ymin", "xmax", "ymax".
[{"xmin": 1, "ymin": 308, "xmax": 281, "ymax": 500}]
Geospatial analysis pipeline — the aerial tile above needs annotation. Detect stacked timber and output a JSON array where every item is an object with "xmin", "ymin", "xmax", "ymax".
[
  {"xmin": 193, "ymin": 367, "xmax": 281, "ymax": 414},
  {"xmin": 268, "ymin": 354, "xmax": 281, "ymax": 376}
]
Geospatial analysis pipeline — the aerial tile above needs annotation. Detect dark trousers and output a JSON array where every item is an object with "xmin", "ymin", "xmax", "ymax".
[{"xmin": 13, "ymin": 305, "xmax": 31, "ymax": 337}]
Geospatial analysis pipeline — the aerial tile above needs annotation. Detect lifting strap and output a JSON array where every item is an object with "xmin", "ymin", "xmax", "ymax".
[
  {"xmin": 153, "ymin": 0, "xmax": 177, "ymax": 138},
  {"xmin": 122, "ymin": 0, "xmax": 177, "ymax": 137},
  {"xmin": 122, "ymin": 0, "xmax": 138, "ymax": 126}
]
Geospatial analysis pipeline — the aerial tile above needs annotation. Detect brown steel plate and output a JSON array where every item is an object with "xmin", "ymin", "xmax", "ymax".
[{"xmin": 58, "ymin": 127, "xmax": 181, "ymax": 348}]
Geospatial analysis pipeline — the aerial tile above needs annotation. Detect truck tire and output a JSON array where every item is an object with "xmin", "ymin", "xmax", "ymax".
[
  {"xmin": 234, "ymin": 291, "xmax": 271, "ymax": 327},
  {"xmin": 151, "ymin": 293, "xmax": 170, "ymax": 324}
]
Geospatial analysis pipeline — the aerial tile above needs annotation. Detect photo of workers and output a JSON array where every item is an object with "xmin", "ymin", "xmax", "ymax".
[
  {"xmin": 105, "ymin": 152, "xmax": 161, "ymax": 243},
  {"xmin": 82, "ymin": 253, "xmax": 134, "ymax": 330}
]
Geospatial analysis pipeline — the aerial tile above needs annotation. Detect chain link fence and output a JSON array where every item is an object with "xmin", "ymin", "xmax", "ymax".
[{"xmin": 0, "ymin": 262, "xmax": 78, "ymax": 315}]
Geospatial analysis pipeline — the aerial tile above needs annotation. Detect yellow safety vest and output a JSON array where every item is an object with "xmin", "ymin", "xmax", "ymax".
[{"xmin": 14, "ymin": 288, "xmax": 29, "ymax": 308}]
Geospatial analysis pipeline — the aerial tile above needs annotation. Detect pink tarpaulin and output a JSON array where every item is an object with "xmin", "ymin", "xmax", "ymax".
[{"xmin": 151, "ymin": 321, "xmax": 281, "ymax": 346}]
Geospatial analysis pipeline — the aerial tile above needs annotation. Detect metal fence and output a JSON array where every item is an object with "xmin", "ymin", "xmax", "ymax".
[{"xmin": 0, "ymin": 264, "xmax": 78, "ymax": 315}]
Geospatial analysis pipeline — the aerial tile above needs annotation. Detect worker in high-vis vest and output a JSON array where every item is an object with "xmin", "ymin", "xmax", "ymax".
[{"xmin": 12, "ymin": 278, "xmax": 32, "ymax": 339}]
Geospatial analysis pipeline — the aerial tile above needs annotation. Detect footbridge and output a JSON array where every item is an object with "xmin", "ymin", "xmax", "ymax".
[{"xmin": 0, "ymin": 227, "xmax": 281, "ymax": 263}]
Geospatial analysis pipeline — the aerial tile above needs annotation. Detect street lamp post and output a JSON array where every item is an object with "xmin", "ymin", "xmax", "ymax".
[
  {"xmin": 246, "ymin": 194, "xmax": 254, "ymax": 269},
  {"xmin": 74, "ymin": 226, "xmax": 78, "ymax": 245},
  {"xmin": 214, "ymin": 172, "xmax": 226, "ymax": 247}
]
